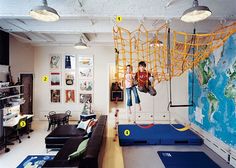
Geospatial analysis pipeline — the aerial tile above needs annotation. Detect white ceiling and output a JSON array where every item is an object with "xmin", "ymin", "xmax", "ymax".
[{"xmin": 0, "ymin": 0, "xmax": 235, "ymax": 46}]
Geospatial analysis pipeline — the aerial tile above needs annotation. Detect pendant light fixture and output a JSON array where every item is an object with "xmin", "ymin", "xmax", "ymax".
[
  {"xmin": 29, "ymin": 0, "xmax": 60, "ymax": 22},
  {"xmin": 181, "ymin": 0, "xmax": 212, "ymax": 23},
  {"xmin": 150, "ymin": 39, "xmax": 163, "ymax": 47},
  {"xmin": 74, "ymin": 35, "xmax": 88, "ymax": 49},
  {"xmin": 149, "ymin": 35, "xmax": 163, "ymax": 47}
]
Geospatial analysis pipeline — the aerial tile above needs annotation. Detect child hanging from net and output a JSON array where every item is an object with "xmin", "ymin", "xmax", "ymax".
[
  {"xmin": 125, "ymin": 65, "xmax": 142, "ymax": 122},
  {"xmin": 135, "ymin": 61, "xmax": 157, "ymax": 96}
]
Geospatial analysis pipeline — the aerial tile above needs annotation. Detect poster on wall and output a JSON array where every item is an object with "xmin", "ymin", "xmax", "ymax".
[
  {"xmin": 78, "ymin": 56, "xmax": 93, "ymax": 66},
  {"xmin": 50, "ymin": 72, "xmax": 61, "ymax": 86},
  {"xmin": 65, "ymin": 55, "xmax": 76, "ymax": 70},
  {"xmin": 65, "ymin": 90, "xmax": 75, "ymax": 103},
  {"xmin": 79, "ymin": 80, "xmax": 93, "ymax": 92},
  {"xmin": 49, "ymin": 55, "xmax": 61, "ymax": 70},
  {"xmin": 79, "ymin": 93, "xmax": 92, "ymax": 103},
  {"xmin": 50, "ymin": 89, "xmax": 61, "ymax": 103},
  {"xmin": 78, "ymin": 67, "xmax": 93, "ymax": 78},
  {"xmin": 65, "ymin": 72, "xmax": 75, "ymax": 86}
]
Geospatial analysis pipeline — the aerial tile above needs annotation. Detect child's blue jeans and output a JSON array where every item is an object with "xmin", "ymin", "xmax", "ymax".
[{"xmin": 126, "ymin": 86, "xmax": 140, "ymax": 106}]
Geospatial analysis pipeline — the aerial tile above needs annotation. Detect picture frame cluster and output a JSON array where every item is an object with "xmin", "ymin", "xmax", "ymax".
[{"xmin": 49, "ymin": 54, "xmax": 93, "ymax": 105}]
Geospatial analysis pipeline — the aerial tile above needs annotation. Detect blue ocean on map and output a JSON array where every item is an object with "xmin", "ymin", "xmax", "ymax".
[{"xmin": 189, "ymin": 33, "xmax": 236, "ymax": 148}]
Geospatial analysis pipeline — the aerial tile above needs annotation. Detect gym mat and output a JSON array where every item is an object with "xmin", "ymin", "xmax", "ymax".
[{"xmin": 118, "ymin": 124, "xmax": 203, "ymax": 146}]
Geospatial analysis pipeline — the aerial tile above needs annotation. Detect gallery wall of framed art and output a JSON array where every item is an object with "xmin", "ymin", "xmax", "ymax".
[{"xmin": 49, "ymin": 54, "xmax": 94, "ymax": 113}]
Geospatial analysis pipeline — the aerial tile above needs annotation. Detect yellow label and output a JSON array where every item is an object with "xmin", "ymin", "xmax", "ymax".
[
  {"xmin": 116, "ymin": 16, "xmax": 122, "ymax": 23},
  {"xmin": 42, "ymin": 75, "xmax": 49, "ymax": 83},
  {"xmin": 20, "ymin": 120, "xmax": 26, "ymax": 127},
  {"xmin": 124, "ymin": 129, "xmax": 130, "ymax": 136}
]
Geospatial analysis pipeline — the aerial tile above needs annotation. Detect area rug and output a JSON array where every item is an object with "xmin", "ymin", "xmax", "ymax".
[
  {"xmin": 158, "ymin": 151, "xmax": 220, "ymax": 168},
  {"xmin": 17, "ymin": 155, "xmax": 54, "ymax": 168}
]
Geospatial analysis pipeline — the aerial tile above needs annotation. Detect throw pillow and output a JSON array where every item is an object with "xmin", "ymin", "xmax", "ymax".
[
  {"xmin": 77, "ymin": 119, "xmax": 91, "ymax": 130},
  {"xmin": 68, "ymin": 138, "xmax": 89, "ymax": 160},
  {"xmin": 86, "ymin": 120, "xmax": 97, "ymax": 134}
]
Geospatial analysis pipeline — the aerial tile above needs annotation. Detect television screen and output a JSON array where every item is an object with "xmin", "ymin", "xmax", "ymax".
[{"xmin": 0, "ymin": 30, "xmax": 9, "ymax": 65}]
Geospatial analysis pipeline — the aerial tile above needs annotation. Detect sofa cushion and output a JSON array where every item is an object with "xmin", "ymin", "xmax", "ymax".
[
  {"xmin": 84, "ymin": 124, "xmax": 106, "ymax": 159},
  {"xmin": 45, "ymin": 125, "xmax": 86, "ymax": 145},
  {"xmin": 68, "ymin": 138, "xmax": 89, "ymax": 160},
  {"xmin": 54, "ymin": 137, "xmax": 84, "ymax": 160},
  {"xmin": 96, "ymin": 115, "xmax": 107, "ymax": 126},
  {"xmin": 48, "ymin": 125, "xmax": 86, "ymax": 137}
]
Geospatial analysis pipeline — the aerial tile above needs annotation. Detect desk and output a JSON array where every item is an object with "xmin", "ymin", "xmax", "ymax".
[
  {"xmin": 3, "ymin": 114, "xmax": 34, "ymax": 127},
  {"xmin": 2, "ymin": 114, "xmax": 33, "ymax": 152}
]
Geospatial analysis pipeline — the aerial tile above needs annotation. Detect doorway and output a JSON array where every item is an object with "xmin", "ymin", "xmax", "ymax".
[{"xmin": 20, "ymin": 74, "xmax": 33, "ymax": 114}]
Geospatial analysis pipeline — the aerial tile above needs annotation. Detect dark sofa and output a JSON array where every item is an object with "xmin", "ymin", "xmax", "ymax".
[{"xmin": 43, "ymin": 115, "xmax": 107, "ymax": 168}]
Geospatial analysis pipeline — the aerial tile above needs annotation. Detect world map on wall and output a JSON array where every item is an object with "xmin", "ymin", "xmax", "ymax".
[{"xmin": 189, "ymin": 33, "xmax": 236, "ymax": 148}]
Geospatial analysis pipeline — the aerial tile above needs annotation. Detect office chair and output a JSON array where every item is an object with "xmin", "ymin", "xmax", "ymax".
[{"xmin": 14, "ymin": 117, "xmax": 28, "ymax": 143}]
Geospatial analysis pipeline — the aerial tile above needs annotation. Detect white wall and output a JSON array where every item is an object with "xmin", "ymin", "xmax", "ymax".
[
  {"xmin": 133, "ymin": 71, "xmax": 189, "ymax": 123},
  {"xmin": 9, "ymin": 36, "xmax": 34, "ymax": 82},
  {"xmin": 8, "ymin": 38, "xmax": 189, "ymax": 123},
  {"xmin": 33, "ymin": 46, "xmax": 114, "ymax": 120}
]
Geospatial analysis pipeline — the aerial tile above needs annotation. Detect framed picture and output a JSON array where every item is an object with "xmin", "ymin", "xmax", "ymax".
[
  {"xmin": 49, "ymin": 55, "xmax": 61, "ymax": 70},
  {"xmin": 79, "ymin": 93, "xmax": 92, "ymax": 103},
  {"xmin": 78, "ymin": 67, "xmax": 93, "ymax": 78},
  {"xmin": 64, "ymin": 55, "xmax": 76, "ymax": 70},
  {"xmin": 65, "ymin": 90, "xmax": 75, "ymax": 103},
  {"xmin": 50, "ymin": 89, "xmax": 61, "ymax": 103},
  {"xmin": 79, "ymin": 80, "xmax": 93, "ymax": 92},
  {"xmin": 65, "ymin": 72, "xmax": 75, "ymax": 86},
  {"xmin": 50, "ymin": 72, "xmax": 61, "ymax": 86},
  {"xmin": 78, "ymin": 56, "xmax": 93, "ymax": 66}
]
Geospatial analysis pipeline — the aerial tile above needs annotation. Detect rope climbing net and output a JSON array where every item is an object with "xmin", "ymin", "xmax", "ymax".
[{"xmin": 113, "ymin": 22, "xmax": 236, "ymax": 83}]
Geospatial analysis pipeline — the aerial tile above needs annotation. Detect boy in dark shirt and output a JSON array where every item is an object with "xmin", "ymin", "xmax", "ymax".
[{"xmin": 135, "ymin": 61, "xmax": 157, "ymax": 96}]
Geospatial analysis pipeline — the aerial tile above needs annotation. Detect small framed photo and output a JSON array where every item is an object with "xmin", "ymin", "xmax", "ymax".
[
  {"xmin": 65, "ymin": 72, "xmax": 75, "ymax": 86},
  {"xmin": 78, "ymin": 56, "xmax": 93, "ymax": 66},
  {"xmin": 78, "ymin": 67, "xmax": 93, "ymax": 78},
  {"xmin": 49, "ymin": 55, "xmax": 61, "ymax": 70},
  {"xmin": 50, "ymin": 72, "xmax": 61, "ymax": 86},
  {"xmin": 50, "ymin": 89, "xmax": 61, "ymax": 103},
  {"xmin": 64, "ymin": 55, "xmax": 76, "ymax": 70},
  {"xmin": 65, "ymin": 90, "xmax": 75, "ymax": 103},
  {"xmin": 79, "ymin": 80, "xmax": 93, "ymax": 92},
  {"xmin": 79, "ymin": 93, "xmax": 92, "ymax": 103}
]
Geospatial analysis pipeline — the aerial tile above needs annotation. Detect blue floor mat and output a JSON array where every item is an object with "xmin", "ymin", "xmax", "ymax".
[
  {"xmin": 118, "ymin": 124, "xmax": 203, "ymax": 146},
  {"xmin": 158, "ymin": 151, "xmax": 220, "ymax": 168}
]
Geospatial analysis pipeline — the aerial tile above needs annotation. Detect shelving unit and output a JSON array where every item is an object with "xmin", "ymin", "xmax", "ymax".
[
  {"xmin": 0, "ymin": 84, "xmax": 24, "ymax": 152},
  {"xmin": 0, "ymin": 85, "xmax": 24, "ymax": 90},
  {"xmin": 0, "ymin": 93, "xmax": 24, "ymax": 100},
  {"xmin": 0, "ymin": 85, "xmax": 24, "ymax": 100}
]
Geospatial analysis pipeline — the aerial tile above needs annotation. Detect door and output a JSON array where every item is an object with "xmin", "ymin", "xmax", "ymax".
[{"xmin": 20, "ymin": 74, "xmax": 33, "ymax": 114}]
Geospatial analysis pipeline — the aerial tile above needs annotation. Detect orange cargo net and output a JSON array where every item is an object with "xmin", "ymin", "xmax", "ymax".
[{"xmin": 113, "ymin": 22, "xmax": 236, "ymax": 83}]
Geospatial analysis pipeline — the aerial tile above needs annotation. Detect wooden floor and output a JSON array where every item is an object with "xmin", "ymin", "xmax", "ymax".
[{"xmin": 102, "ymin": 116, "xmax": 124, "ymax": 168}]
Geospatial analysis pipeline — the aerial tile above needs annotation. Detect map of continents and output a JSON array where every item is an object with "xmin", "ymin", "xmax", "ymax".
[{"xmin": 189, "ymin": 33, "xmax": 236, "ymax": 147}]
